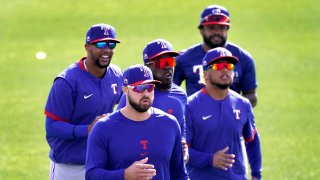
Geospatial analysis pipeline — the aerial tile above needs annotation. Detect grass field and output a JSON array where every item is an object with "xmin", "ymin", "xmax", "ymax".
[{"xmin": 0, "ymin": 0, "xmax": 319, "ymax": 179}]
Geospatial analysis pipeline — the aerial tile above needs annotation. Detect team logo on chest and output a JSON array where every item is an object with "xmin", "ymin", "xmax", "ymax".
[
  {"xmin": 111, "ymin": 83, "xmax": 117, "ymax": 94},
  {"xmin": 233, "ymin": 109, "xmax": 241, "ymax": 120},
  {"xmin": 140, "ymin": 139, "xmax": 149, "ymax": 157}
]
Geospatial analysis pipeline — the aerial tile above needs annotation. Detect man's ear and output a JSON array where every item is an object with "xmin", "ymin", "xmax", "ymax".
[{"xmin": 122, "ymin": 86, "xmax": 128, "ymax": 95}]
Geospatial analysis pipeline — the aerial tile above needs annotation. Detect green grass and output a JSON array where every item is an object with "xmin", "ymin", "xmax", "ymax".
[{"xmin": 0, "ymin": 0, "xmax": 319, "ymax": 179}]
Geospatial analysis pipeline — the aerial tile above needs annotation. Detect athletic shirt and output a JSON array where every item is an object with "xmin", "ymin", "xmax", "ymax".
[
  {"xmin": 86, "ymin": 108, "xmax": 188, "ymax": 180},
  {"xmin": 185, "ymin": 88, "xmax": 257, "ymax": 179},
  {"xmin": 174, "ymin": 42, "xmax": 258, "ymax": 96},
  {"xmin": 44, "ymin": 58, "xmax": 123, "ymax": 164}
]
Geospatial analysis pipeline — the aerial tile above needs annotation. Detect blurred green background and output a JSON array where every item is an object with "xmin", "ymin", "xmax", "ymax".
[{"xmin": 0, "ymin": 0, "xmax": 319, "ymax": 179}]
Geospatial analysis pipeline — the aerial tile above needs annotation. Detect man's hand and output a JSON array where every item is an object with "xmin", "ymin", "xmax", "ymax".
[
  {"xmin": 124, "ymin": 157, "xmax": 156, "ymax": 180},
  {"xmin": 212, "ymin": 147, "xmax": 235, "ymax": 171},
  {"xmin": 87, "ymin": 114, "xmax": 108, "ymax": 133}
]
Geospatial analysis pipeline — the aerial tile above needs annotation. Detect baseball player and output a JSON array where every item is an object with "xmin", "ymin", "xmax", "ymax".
[
  {"xmin": 174, "ymin": 5, "xmax": 258, "ymax": 108},
  {"xmin": 86, "ymin": 64, "xmax": 188, "ymax": 180},
  {"xmin": 185, "ymin": 47, "xmax": 262, "ymax": 179},
  {"xmin": 44, "ymin": 23, "xmax": 123, "ymax": 180},
  {"xmin": 117, "ymin": 39, "xmax": 189, "ymax": 162},
  {"xmin": 117, "ymin": 39, "xmax": 187, "ymax": 132}
]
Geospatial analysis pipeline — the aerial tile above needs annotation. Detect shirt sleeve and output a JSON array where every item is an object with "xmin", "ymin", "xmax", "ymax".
[
  {"xmin": 86, "ymin": 121, "xmax": 125, "ymax": 180},
  {"xmin": 185, "ymin": 105, "xmax": 213, "ymax": 168},
  {"xmin": 169, "ymin": 124, "xmax": 189, "ymax": 180},
  {"xmin": 246, "ymin": 133, "xmax": 262, "ymax": 179},
  {"xmin": 243, "ymin": 103, "xmax": 262, "ymax": 179},
  {"xmin": 239, "ymin": 53, "xmax": 258, "ymax": 92},
  {"xmin": 44, "ymin": 78, "xmax": 88, "ymax": 139}
]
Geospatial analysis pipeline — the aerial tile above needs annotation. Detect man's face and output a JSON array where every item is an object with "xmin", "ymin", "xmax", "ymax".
[
  {"xmin": 85, "ymin": 41, "xmax": 116, "ymax": 68},
  {"xmin": 204, "ymin": 62, "xmax": 234, "ymax": 89},
  {"xmin": 200, "ymin": 24, "xmax": 229, "ymax": 49},
  {"xmin": 145, "ymin": 54, "xmax": 176, "ymax": 91},
  {"xmin": 126, "ymin": 84, "xmax": 155, "ymax": 112}
]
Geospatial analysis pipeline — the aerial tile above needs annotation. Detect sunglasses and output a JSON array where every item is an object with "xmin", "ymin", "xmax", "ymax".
[
  {"xmin": 202, "ymin": 14, "xmax": 230, "ymax": 24},
  {"xmin": 207, "ymin": 62, "xmax": 234, "ymax": 71},
  {"xmin": 127, "ymin": 84, "xmax": 155, "ymax": 93},
  {"xmin": 146, "ymin": 57, "xmax": 176, "ymax": 69},
  {"xmin": 93, "ymin": 42, "xmax": 117, "ymax": 49}
]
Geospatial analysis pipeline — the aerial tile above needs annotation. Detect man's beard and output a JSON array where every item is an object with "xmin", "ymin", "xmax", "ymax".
[
  {"xmin": 203, "ymin": 35, "xmax": 227, "ymax": 49},
  {"xmin": 209, "ymin": 77, "xmax": 231, "ymax": 90},
  {"xmin": 154, "ymin": 76, "xmax": 171, "ymax": 90},
  {"xmin": 94, "ymin": 58, "xmax": 110, "ymax": 68},
  {"xmin": 128, "ymin": 94, "xmax": 151, "ymax": 112}
]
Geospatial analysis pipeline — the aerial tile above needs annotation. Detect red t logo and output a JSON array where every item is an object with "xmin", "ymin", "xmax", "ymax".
[{"xmin": 140, "ymin": 140, "xmax": 148, "ymax": 150}]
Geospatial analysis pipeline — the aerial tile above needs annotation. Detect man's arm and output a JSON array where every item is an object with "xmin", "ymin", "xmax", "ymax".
[
  {"xmin": 242, "ymin": 89, "xmax": 257, "ymax": 107},
  {"xmin": 245, "ymin": 132, "xmax": 262, "ymax": 180}
]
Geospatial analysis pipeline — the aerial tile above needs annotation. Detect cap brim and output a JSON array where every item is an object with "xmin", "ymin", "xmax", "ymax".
[
  {"xmin": 149, "ymin": 51, "xmax": 179, "ymax": 60},
  {"xmin": 199, "ymin": 22, "xmax": 231, "ymax": 29},
  {"xmin": 205, "ymin": 56, "xmax": 238, "ymax": 68},
  {"xmin": 90, "ymin": 38, "xmax": 121, "ymax": 43},
  {"xmin": 130, "ymin": 80, "xmax": 162, "ymax": 86}
]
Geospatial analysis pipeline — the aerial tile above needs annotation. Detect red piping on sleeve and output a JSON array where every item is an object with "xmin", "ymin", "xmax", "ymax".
[
  {"xmin": 244, "ymin": 129, "xmax": 257, "ymax": 143},
  {"xmin": 44, "ymin": 111, "xmax": 69, "ymax": 122}
]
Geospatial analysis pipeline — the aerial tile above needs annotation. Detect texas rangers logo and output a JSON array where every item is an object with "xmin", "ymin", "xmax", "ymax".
[
  {"xmin": 218, "ymin": 49, "xmax": 228, "ymax": 57},
  {"xmin": 233, "ymin": 109, "xmax": 241, "ymax": 120},
  {"xmin": 212, "ymin": 8, "xmax": 221, "ymax": 14},
  {"xmin": 140, "ymin": 67, "xmax": 150, "ymax": 77},
  {"xmin": 101, "ymin": 26, "xmax": 110, "ymax": 36},
  {"xmin": 140, "ymin": 140, "xmax": 149, "ymax": 157},
  {"xmin": 111, "ymin": 84, "xmax": 118, "ymax": 94},
  {"xmin": 157, "ymin": 40, "xmax": 167, "ymax": 49}
]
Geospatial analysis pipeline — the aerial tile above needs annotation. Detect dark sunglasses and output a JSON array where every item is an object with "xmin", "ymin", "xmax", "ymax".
[
  {"xmin": 93, "ymin": 42, "xmax": 117, "ymax": 49},
  {"xmin": 146, "ymin": 57, "xmax": 176, "ymax": 69},
  {"xmin": 127, "ymin": 84, "xmax": 155, "ymax": 93},
  {"xmin": 207, "ymin": 62, "xmax": 234, "ymax": 71},
  {"xmin": 202, "ymin": 14, "xmax": 230, "ymax": 24}
]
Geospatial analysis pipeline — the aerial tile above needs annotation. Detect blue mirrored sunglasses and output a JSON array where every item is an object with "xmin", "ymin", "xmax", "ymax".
[
  {"xmin": 127, "ymin": 84, "xmax": 155, "ymax": 93},
  {"xmin": 94, "ymin": 42, "xmax": 117, "ymax": 49}
]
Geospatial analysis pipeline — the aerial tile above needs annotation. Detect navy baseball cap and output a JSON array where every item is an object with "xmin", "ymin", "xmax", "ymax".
[
  {"xmin": 143, "ymin": 39, "xmax": 179, "ymax": 64},
  {"xmin": 86, "ymin": 23, "xmax": 120, "ymax": 44},
  {"xmin": 199, "ymin": 5, "xmax": 230, "ymax": 28},
  {"xmin": 123, "ymin": 64, "xmax": 161, "ymax": 86},
  {"xmin": 202, "ymin": 47, "xmax": 238, "ymax": 69}
]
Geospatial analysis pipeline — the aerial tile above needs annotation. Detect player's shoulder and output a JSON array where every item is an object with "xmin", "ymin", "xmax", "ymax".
[
  {"xmin": 187, "ymin": 89, "xmax": 204, "ymax": 104},
  {"xmin": 54, "ymin": 60, "xmax": 84, "ymax": 87},
  {"xmin": 226, "ymin": 42, "xmax": 253, "ymax": 60},
  {"xmin": 107, "ymin": 63, "xmax": 123, "ymax": 76},
  {"xmin": 57, "ymin": 61, "xmax": 80, "ymax": 79},
  {"xmin": 95, "ymin": 111, "xmax": 122, "ymax": 127},
  {"xmin": 170, "ymin": 83, "xmax": 187, "ymax": 96},
  {"xmin": 228, "ymin": 90, "xmax": 251, "ymax": 105},
  {"xmin": 152, "ymin": 107, "xmax": 178, "ymax": 123}
]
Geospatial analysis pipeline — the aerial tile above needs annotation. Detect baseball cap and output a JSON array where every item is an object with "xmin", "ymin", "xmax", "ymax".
[
  {"xmin": 199, "ymin": 5, "xmax": 230, "ymax": 28},
  {"xmin": 143, "ymin": 39, "xmax": 179, "ymax": 64},
  {"xmin": 202, "ymin": 47, "xmax": 238, "ymax": 69},
  {"xmin": 86, "ymin": 23, "xmax": 120, "ymax": 44},
  {"xmin": 123, "ymin": 64, "xmax": 161, "ymax": 86}
]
